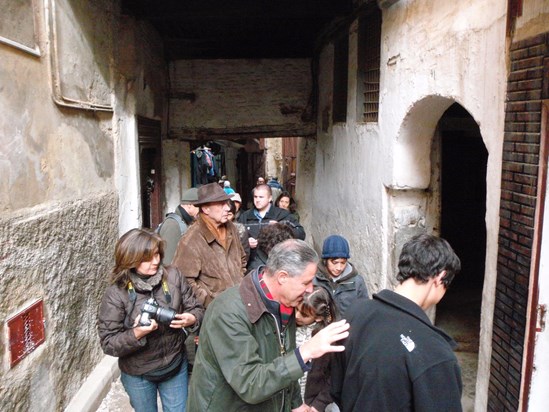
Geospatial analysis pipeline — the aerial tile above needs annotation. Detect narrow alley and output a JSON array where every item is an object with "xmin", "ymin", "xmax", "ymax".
[{"xmin": 2, "ymin": 1, "xmax": 549, "ymax": 411}]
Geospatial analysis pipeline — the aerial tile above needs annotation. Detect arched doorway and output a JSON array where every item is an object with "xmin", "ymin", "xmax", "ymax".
[{"xmin": 435, "ymin": 103, "xmax": 488, "ymax": 411}]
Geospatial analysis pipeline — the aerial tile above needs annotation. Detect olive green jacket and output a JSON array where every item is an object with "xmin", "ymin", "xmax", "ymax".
[{"xmin": 187, "ymin": 271, "xmax": 304, "ymax": 411}]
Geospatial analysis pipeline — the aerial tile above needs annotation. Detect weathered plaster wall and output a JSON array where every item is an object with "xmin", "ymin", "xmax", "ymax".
[
  {"xmin": 264, "ymin": 138, "xmax": 284, "ymax": 181},
  {"xmin": 168, "ymin": 59, "xmax": 315, "ymax": 139},
  {"xmin": 513, "ymin": 0, "xmax": 549, "ymax": 42},
  {"xmin": 312, "ymin": 37, "xmax": 386, "ymax": 293},
  {"xmin": 0, "ymin": 0, "xmax": 167, "ymax": 409},
  {"xmin": 113, "ymin": 15, "xmax": 168, "ymax": 233},
  {"xmin": 162, "ymin": 140, "xmax": 191, "ymax": 214},
  {"xmin": 0, "ymin": 195, "xmax": 117, "ymax": 411},
  {"xmin": 312, "ymin": 1, "xmax": 507, "ymax": 409},
  {"xmin": 382, "ymin": 3, "xmax": 507, "ymax": 410},
  {"xmin": 295, "ymin": 137, "xmax": 317, "ymax": 244}
]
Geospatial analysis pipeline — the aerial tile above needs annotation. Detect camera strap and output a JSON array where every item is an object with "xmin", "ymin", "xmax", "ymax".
[
  {"xmin": 126, "ymin": 278, "xmax": 171, "ymax": 304},
  {"xmin": 123, "ymin": 282, "xmax": 138, "ymax": 329},
  {"xmin": 123, "ymin": 276, "xmax": 173, "ymax": 329},
  {"xmin": 127, "ymin": 281, "xmax": 137, "ymax": 302},
  {"xmin": 161, "ymin": 278, "xmax": 172, "ymax": 304}
]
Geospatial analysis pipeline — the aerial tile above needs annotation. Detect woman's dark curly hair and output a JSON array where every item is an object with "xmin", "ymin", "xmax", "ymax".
[
  {"xmin": 275, "ymin": 191, "xmax": 298, "ymax": 214},
  {"xmin": 257, "ymin": 222, "xmax": 295, "ymax": 255}
]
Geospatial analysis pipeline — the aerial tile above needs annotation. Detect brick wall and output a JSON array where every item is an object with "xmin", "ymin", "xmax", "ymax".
[{"xmin": 489, "ymin": 33, "xmax": 548, "ymax": 411}]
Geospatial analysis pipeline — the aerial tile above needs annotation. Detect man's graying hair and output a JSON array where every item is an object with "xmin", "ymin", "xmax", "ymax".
[{"xmin": 265, "ymin": 239, "xmax": 318, "ymax": 277}]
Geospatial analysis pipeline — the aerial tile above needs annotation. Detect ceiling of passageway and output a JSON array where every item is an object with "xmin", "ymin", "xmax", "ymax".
[{"xmin": 121, "ymin": 0, "xmax": 353, "ymax": 60}]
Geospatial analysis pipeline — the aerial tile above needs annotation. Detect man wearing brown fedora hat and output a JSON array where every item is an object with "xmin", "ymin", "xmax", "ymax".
[{"xmin": 172, "ymin": 183, "xmax": 247, "ymax": 308}]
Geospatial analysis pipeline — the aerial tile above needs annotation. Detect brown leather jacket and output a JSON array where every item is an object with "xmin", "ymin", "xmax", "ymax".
[
  {"xmin": 172, "ymin": 215, "xmax": 247, "ymax": 307},
  {"xmin": 97, "ymin": 266, "xmax": 204, "ymax": 376}
]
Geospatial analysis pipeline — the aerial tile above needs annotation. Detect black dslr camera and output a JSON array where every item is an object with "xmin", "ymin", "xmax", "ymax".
[{"xmin": 139, "ymin": 297, "xmax": 176, "ymax": 326}]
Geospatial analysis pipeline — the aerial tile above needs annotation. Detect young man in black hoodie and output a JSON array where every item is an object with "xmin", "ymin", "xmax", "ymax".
[{"xmin": 331, "ymin": 234, "xmax": 463, "ymax": 412}]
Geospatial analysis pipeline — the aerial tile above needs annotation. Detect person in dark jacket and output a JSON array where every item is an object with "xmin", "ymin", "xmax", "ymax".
[
  {"xmin": 227, "ymin": 198, "xmax": 250, "ymax": 260},
  {"xmin": 246, "ymin": 222, "xmax": 294, "ymax": 272},
  {"xmin": 98, "ymin": 228, "xmax": 204, "ymax": 412},
  {"xmin": 314, "ymin": 235, "xmax": 369, "ymax": 317},
  {"xmin": 238, "ymin": 184, "xmax": 305, "ymax": 252},
  {"xmin": 187, "ymin": 239, "xmax": 350, "ymax": 412},
  {"xmin": 331, "ymin": 234, "xmax": 463, "ymax": 412}
]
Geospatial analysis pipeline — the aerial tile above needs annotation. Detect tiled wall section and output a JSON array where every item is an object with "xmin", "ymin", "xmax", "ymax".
[{"xmin": 489, "ymin": 32, "xmax": 548, "ymax": 411}]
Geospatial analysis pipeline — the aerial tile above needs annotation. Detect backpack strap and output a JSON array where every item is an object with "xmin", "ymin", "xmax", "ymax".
[{"xmin": 156, "ymin": 213, "xmax": 186, "ymax": 235}]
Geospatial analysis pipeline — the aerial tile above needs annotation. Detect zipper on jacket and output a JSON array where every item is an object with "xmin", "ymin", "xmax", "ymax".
[{"xmin": 268, "ymin": 312, "xmax": 286, "ymax": 412}]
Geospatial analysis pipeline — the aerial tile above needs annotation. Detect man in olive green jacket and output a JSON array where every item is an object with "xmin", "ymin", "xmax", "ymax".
[{"xmin": 187, "ymin": 239, "xmax": 350, "ymax": 412}]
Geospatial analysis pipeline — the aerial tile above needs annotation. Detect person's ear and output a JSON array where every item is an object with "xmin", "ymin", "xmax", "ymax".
[
  {"xmin": 434, "ymin": 270, "xmax": 447, "ymax": 287},
  {"xmin": 276, "ymin": 270, "xmax": 289, "ymax": 284}
]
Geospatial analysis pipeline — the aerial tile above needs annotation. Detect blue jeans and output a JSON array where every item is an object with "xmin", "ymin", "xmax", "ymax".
[{"xmin": 121, "ymin": 359, "xmax": 188, "ymax": 412}]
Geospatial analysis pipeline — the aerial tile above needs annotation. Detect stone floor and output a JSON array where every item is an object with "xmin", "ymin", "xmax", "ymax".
[
  {"xmin": 96, "ymin": 378, "xmax": 133, "ymax": 412},
  {"xmin": 436, "ymin": 286, "xmax": 482, "ymax": 412}
]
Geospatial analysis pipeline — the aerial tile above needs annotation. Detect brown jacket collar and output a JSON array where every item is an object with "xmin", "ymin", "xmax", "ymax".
[{"xmin": 239, "ymin": 270, "xmax": 269, "ymax": 324}]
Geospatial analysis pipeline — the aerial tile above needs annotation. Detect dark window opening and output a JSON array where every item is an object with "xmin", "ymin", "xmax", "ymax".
[
  {"xmin": 333, "ymin": 33, "xmax": 349, "ymax": 123},
  {"xmin": 357, "ymin": 9, "xmax": 381, "ymax": 122}
]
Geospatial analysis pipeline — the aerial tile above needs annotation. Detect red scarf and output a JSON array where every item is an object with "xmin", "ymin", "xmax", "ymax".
[{"xmin": 258, "ymin": 271, "xmax": 293, "ymax": 328}]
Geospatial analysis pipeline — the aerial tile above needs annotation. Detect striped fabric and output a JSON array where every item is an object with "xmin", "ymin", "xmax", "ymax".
[{"xmin": 258, "ymin": 271, "xmax": 294, "ymax": 328}]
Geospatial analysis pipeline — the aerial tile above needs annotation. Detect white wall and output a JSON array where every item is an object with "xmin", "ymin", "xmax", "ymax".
[
  {"xmin": 383, "ymin": 4, "xmax": 508, "ymax": 410},
  {"xmin": 312, "ymin": 1, "xmax": 507, "ymax": 409},
  {"xmin": 113, "ymin": 15, "xmax": 168, "ymax": 233}
]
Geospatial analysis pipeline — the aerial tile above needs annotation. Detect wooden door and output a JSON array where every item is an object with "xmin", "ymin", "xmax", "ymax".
[{"xmin": 138, "ymin": 116, "xmax": 162, "ymax": 228}]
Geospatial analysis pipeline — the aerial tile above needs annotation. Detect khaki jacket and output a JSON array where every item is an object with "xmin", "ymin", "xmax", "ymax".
[{"xmin": 172, "ymin": 215, "xmax": 247, "ymax": 307}]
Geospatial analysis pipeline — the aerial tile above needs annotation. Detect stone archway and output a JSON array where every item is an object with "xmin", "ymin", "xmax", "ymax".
[{"xmin": 390, "ymin": 97, "xmax": 487, "ymax": 411}]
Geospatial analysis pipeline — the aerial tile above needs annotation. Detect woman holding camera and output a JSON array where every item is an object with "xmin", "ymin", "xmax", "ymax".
[{"xmin": 98, "ymin": 228, "xmax": 204, "ymax": 412}]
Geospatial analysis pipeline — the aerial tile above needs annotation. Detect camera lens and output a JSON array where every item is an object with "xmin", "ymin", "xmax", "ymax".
[{"xmin": 155, "ymin": 306, "xmax": 177, "ymax": 325}]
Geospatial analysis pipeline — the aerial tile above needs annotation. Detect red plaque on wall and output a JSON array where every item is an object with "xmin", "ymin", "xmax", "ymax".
[{"xmin": 7, "ymin": 300, "xmax": 46, "ymax": 368}]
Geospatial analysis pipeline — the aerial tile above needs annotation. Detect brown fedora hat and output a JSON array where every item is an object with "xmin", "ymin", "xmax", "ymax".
[{"xmin": 195, "ymin": 183, "xmax": 231, "ymax": 205}]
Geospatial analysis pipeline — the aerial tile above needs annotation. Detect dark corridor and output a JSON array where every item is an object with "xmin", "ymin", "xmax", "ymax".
[
  {"xmin": 435, "ymin": 103, "xmax": 488, "ymax": 410},
  {"xmin": 440, "ymin": 104, "xmax": 488, "ymax": 292}
]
